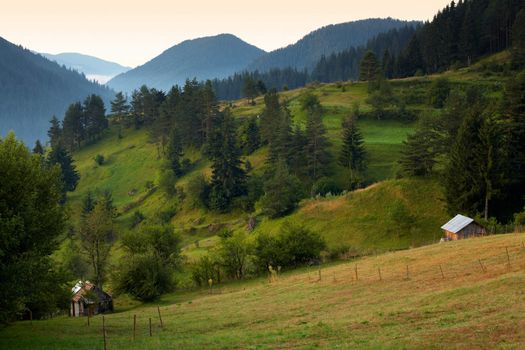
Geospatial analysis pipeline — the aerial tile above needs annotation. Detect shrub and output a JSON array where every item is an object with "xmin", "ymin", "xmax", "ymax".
[
  {"xmin": 113, "ymin": 254, "xmax": 173, "ymax": 301},
  {"xmin": 158, "ymin": 169, "xmax": 177, "ymax": 197},
  {"xmin": 428, "ymin": 78, "xmax": 451, "ymax": 108},
  {"xmin": 311, "ymin": 177, "xmax": 342, "ymax": 197},
  {"xmin": 186, "ymin": 174, "xmax": 210, "ymax": 209},
  {"xmin": 130, "ymin": 210, "xmax": 145, "ymax": 228},
  {"xmin": 191, "ymin": 254, "xmax": 221, "ymax": 286},
  {"xmin": 94, "ymin": 154, "xmax": 105, "ymax": 165}
]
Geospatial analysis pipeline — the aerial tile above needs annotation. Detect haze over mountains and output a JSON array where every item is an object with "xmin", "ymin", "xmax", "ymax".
[
  {"xmin": 41, "ymin": 52, "xmax": 131, "ymax": 84},
  {"xmin": 0, "ymin": 37, "xmax": 114, "ymax": 143},
  {"xmin": 108, "ymin": 18, "xmax": 419, "ymax": 93},
  {"xmin": 107, "ymin": 34, "xmax": 266, "ymax": 93}
]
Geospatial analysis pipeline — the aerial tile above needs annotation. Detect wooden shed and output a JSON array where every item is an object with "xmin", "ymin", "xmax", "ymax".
[
  {"xmin": 70, "ymin": 281, "xmax": 113, "ymax": 317},
  {"xmin": 441, "ymin": 214, "xmax": 486, "ymax": 240}
]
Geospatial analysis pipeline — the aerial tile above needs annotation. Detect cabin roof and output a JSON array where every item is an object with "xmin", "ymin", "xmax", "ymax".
[{"xmin": 441, "ymin": 214, "xmax": 475, "ymax": 234}]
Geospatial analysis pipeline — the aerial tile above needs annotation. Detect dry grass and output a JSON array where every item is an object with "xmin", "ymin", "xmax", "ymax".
[{"xmin": 3, "ymin": 234, "xmax": 525, "ymax": 349}]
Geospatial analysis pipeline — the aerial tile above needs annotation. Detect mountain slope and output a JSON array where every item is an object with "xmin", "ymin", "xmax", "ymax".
[
  {"xmin": 248, "ymin": 18, "xmax": 420, "ymax": 72},
  {"xmin": 41, "ymin": 52, "xmax": 131, "ymax": 84},
  {"xmin": 107, "ymin": 34, "xmax": 266, "ymax": 93},
  {"xmin": 0, "ymin": 37, "xmax": 114, "ymax": 144},
  {"xmin": 2, "ymin": 233, "xmax": 525, "ymax": 349}
]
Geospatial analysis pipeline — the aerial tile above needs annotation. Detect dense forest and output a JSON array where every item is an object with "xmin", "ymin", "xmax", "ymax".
[{"xmin": 0, "ymin": 37, "xmax": 114, "ymax": 144}]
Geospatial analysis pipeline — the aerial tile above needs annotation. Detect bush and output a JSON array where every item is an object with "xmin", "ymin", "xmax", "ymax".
[
  {"xmin": 113, "ymin": 254, "xmax": 172, "ymax": 301},
  {"xmin": 311, "ymin": 177, "xmax": 342, "ymax": 197},
  {"xmin": 186, "ymin": 174, "xmax": 210, "ymax": 209},
  {"xmin": 130, "ymin": 210, "xmax": 145, "ymax": 228},
  {"xmin": 191, "ymin": 254, "xmax": 221, "ymax": 286},
  {"xmin": 254, "ymin": 224, "xmax": 325, "ymax": 271},
  {"xmin": 428, "ymin": 78, "xmax": 451, "ymax": 108},
  {"xmin": 94, "ymin": 154, "xmax": 104, "ymax": 165},
  {"xmin": 158, "ymin": 169, "xmax": 177, "ymax": 197}
]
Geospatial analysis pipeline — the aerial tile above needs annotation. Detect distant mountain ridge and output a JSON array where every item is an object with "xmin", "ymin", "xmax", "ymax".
[
  {"xmin": 107, "ymin": 34, "xmax": 266, "ymax": 93},
  {"xmin": 248, "ymin": 18, "xmax": 421, "ymax": 72},
  {"xmin": 0, "ymin": 37, "xmax": 114, "ymax": 144},
  {"xmin": 41, "ymin": 52, "xmax": 131, "ymax": 84}
]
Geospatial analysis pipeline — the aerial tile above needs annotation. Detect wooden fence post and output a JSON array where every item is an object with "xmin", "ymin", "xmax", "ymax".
[
  {"xmin": 478, "ymin": 259, "xmax": 486, "ymax": 273},
  {"xmin": 439, "ymin": 264, "xmax": 445, "ymax": 279},
  {"xmin": 378, "ymin": 267, "xmax": 382, "ymax": 281},
  {"xmin": 102, "ymin": 316, "xmax": 107, "ymax": 350},
  {"xmin": 354, "ymin": 265, "xmax": 358, "ymax": 281},
  {"xmin": 133, "ymin": 315, "xmax": 136, "ymax": 340},
  {"xmin": 87, "ymin": 312, "xmax": 90, "ymax": 326},
  {"xmin": 406, "ymin": 265, "xmax": 410, "ymax": 280},
  {"xmin": 506, "ymin": 247, "xmax": 511, "ymax": 268},
  {"xmin": 157, "ymin": 306, "xmax": 163, "ymax": 328},
  {"xmin": 318, "ymin": 266, "xmax": 322, "ymax": 281}
]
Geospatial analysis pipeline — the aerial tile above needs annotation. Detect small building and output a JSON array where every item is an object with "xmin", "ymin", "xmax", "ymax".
[
  {"xmin": 70, "ymin": 281, "xmax": 113, "ymax": 317},
  {"xmin": 441, "ymin": 214, "xmax": 486, "ymax": 240}
]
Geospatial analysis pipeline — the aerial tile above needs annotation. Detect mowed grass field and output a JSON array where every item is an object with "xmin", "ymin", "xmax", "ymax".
[{"xmin": 3, "ymin": 233, "xmax": 525, "ymax": 349}]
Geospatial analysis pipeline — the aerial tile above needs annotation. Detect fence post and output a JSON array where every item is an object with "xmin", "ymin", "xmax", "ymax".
[
  {"xmin": 506, "ymin": 247, "xmax": 511, "ymax": 269},
  {"xmin": 354, "ymin": 265, "xmax": 358, "ymax": 281},
  {"xmin": 439, "ymin": 264, "xmax": 445, "ymax": 279},
  {"xmin": 87, "ymin": 311, "xmax": 90, "ymax": 326},
  {"xmin": 318, "ymin": 266, "xmax": 322, "ymax": 281},
  {"xmin": 102, "ymin": 316, "xmax": 107, "ymax": 350},
  {"xmin": 133, "ymin": 315, "xmax": 136, "ymax": 340},
  {"xmin": 406, "ymin": 265, "xmax": 410, "ymax": 280},
  {"xmin": 149, "ymin": 317, "xmax": 152, "ymax": 337},
  {"xmin": 478, "ymin": 259, "xmax": 486, "ymax": 273},
  {"xmin": 378, "ymin": 267, "xmax": 382, "ymax": 281},
  {"xmin": 157, "ymin": 306, "xmax": 163, "ymax": 328}
]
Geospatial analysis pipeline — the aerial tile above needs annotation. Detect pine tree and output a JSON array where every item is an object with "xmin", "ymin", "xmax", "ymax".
[
  {"xmin": 81, "ymin": 191, "xmax": 96, "ymax": 219},
  {"xmin": 62, "ymin": 102, "xmax": 84, "ymax": 151},
  {"xmin": 359, "ymin": 51, "xmax": 379, "ymax": 81},
  {"xmin": 242, "ymin": 76, "xmax": 258, "ymax": 104},
  {"xmin": 83, "ymin": 94, "xmax": 107, "ymax": 142},
  {"xmin": 200, "ymin": 80, "xmax": 218, "ymax": 145},
  {"xmin": 47, "ymin": 116, "xmax": 62, "ymax": 148},
  {"xmin": 339, "ymin": 114, "xmax": 367, "ymax": 176},
  {"xmin": 110, "ymin": 92, "xmax": 129, "ymax": 121},
  {"xmin": 238, "ymin": 117, "xmax": 260, "ymax": 155},
  {"xmin": 166, "ymin": 127, "xmax": 184, "ymax": 177},
  {"xmin": 289, "ymin": 125, "xmax": 308, "ymax": 178},
  {"xmin": 207, "ymin": 110, "xmax": 247, "ymax": 212},
  {"xmin": 304, "ymin": 99, "xmax": 330, "ymax": 180},
  {"xmin": 399, "ymin": 129, "xmax": 438, "ymax": 177},
  {"xmin": 47, "ymin": 142, "xmax": 80, "ymax": 195},
  {"xmin": 33, "ymin": 140, "xmax": 44, "ymax": 155},
  {"xmin": 444, "ymin": 107, "xmax": 503, "ymax": 218},
  {"xmin": 260, "ymin": 90, "xmax": 281, "ymax": 144},
  {"xmin": 267, "ymin": 105, "xmax": 293, "ymax": 166}
]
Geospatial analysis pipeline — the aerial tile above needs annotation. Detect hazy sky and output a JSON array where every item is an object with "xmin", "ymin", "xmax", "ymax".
[{"xmin": 1, "ymin": 0, "xmax": 451, "ymax": 67}]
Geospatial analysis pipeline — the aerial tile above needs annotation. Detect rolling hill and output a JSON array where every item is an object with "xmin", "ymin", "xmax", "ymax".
[
  {"xmin": 0, "ymin": 36, "xmax": 115, "ymax": 144},
  {"xmin": 41, "ymin": 52, "xmax": 131, "ymax": 84},
  {"xmin": 2, "ymin": 233, "xmax": 525, "ymax": 349},
  {"xmin": 107, "ymin": 34, "xmax": 266, "ymax": 93},
  {"xmin": 247, "ymin": 18, "xmax": 420, "ymax": 72}
]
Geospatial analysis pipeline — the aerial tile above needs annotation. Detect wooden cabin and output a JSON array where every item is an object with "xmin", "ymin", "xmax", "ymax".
[
  {"xmin": 441, "ymin": 214, "xmax": 486, "ymax": 240},
  {"xmin": 70, "ymin": 281, "xmax": 113, "ymax": 317}
]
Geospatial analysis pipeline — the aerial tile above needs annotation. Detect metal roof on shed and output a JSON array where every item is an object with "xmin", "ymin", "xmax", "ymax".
[{"xmin": 441, "ymin": 214, "xmax": 474, "ymax": 233}]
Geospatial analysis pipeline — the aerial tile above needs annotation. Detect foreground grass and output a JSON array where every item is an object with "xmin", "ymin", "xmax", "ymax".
[{"xmin": 4, "ymin": 234, "xmax": 525, "ymax": 349}]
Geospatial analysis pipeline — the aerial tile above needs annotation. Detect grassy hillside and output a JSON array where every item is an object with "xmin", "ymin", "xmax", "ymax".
[{"xmin": 4, "ymin": 233, "xmax": 525, "ymax": 349}]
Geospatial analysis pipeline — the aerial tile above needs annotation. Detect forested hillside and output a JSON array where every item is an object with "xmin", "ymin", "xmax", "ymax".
[
  {"xmin": 0, "ymin": 37, "xmax": 114, "ymax": 144},
  {"xmin": 247, "ymin": 18, "xmax": 420, "ymax": 72}
]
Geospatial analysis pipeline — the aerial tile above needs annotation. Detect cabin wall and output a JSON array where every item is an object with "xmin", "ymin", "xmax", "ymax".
[{"xmin": 458, "ymin": 223, "xmax": 486, "ymax": 239}]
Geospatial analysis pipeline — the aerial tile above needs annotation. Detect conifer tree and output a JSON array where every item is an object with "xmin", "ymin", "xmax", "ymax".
[
  {"xmin": 267, "ymin": 105, "xmax": 293, "ymax": 166},
  {"xmin": 260, "ymin": 90, "xmax": 281, "ymax": 144},
  {"xmin": 61, "ymin": 102, "xmax": 84, "ymax": 151},
  {"xmin": 207, "ymin": 110, "xmax": 247, "ymax": 212},
  {"xmin": 399, "ymin": 129, "xmax": 438, "ymax": 177},
  {"xmin": 200, "ymin": 80, "xmax": 219, "ymax": 145},
  {"xmin": 83, "ymin": 94, "xmax": 107, "ymax": 142},
  {"xmin": 260, "ymin": 159, "xmax": 303, "ymax": 218},
  {"xmin": 339, "ymin": 114, "xmax": 367, "ymax": 176},
  {"xmin": 47, "ymin": 116, "xmax": 62, "ymax": 148},
  {"xmin": 110, "ymin": 92, "xmax": 129, "ymax": 121},
  {"xmin": 289, "ymin": 125, "xmax": 308, "ymax": 178},
  {"xmin": 47, "ymin": 142, "xmax": 80, "ymax": 195},
  {"xmin": 166, "ymin": 127, "xmax": 184, "ymax": 177},
  {"xmin": 33, "ymin": 139, "xmax": 44, "ymax": 155},
  {"xmin": 238, "ymin": 117, "xmax": 260, "ymax": 155},
  {"xmin": 304, "ymin": 96, "xmax": 330, "ymax": 179},
  {"xmin": 359, "ymin": 51, "xmax": 379, "ymax": 81}
]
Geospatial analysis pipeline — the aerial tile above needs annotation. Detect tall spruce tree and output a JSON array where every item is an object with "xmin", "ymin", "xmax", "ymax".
[
  {"xmin": 304, "ymin": 95, "xmax": 330, "ymax": 179},
  {"xmin": 62, "ymin": 102, "xmax": 84, "ymax": 151},
  {"xmin": 359, "ymin": 51, "xmax": 379, "ymax": 81},
  {"xmin": 33, "ymin": 140, "xmax": 44, "ymax": 155},
  {"xmin": 47, "ymin": 116, "xmax": 62, "ymax": 148},
  {"xmin": 83, "ymin": 94, "xmax": 107, "ymax": 142},
  {"xmin": 267, "ymin": 104, "xmax": 293, "ymax": 166},
  {"xmin": 260, "ymin": 90, "xmax": 281, "ymax": 144},
  {"xmin": 399, "ymin": 129, "xmax": 438, "ymax": 177},
  {"xmin": 339, "ymin": 114, "xmax": 367, "ymax": 177},
  {"xmin": 207, "ymin": 110, "xmax": 247, "ymax": 212},
  {"xmin": 166, "ymin": 127, "xmax": 184, "ymax": 177},
  {"xmin": 444, "ymin": 108, "xmax": 503, "ymax": 218},
  {"xmin": 289, "ymin": 125, "xmax": 308, "ymax": 178},
  {"xmin": 110, "ymin": 92, "xmax": 129, "ymax": 123},
  {"xmin": 47, "ymin": 142, "xmax": 80, "ymax": 195}
]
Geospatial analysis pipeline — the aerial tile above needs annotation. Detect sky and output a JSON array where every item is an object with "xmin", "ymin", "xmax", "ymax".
[{"xmin": 0, "ymin": 0, "xmax": 451, "ymax": 68}]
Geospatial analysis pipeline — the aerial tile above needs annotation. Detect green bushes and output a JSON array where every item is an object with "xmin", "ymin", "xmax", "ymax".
[
  {"xmin": 311, "ymin": 177, "xmax": 342, "ymax": 197},
  {"xmin": 114, "ymin": 225, "xmax": 181, "ymax": 301}
]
